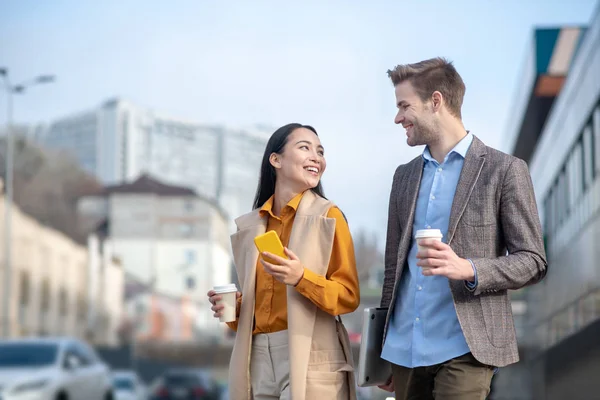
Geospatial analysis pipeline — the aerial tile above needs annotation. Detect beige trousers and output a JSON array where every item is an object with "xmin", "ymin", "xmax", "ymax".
[
  {"xmin": 250, "ymin": 330, "xmax": 291, "ymax": 400},
  {"xmin": 250, "ymin": 330, "xmax": 350, "ymax": 399}
]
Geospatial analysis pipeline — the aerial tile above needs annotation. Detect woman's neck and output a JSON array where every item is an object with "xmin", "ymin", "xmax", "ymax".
[{"xmin": 272, "ymin": 184, "xmax": 304, "ymax": 216}]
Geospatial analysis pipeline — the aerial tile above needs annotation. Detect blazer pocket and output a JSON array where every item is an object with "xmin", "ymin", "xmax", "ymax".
[
  {"xmin": 480, "ymin": 293, "xmax": 511, "ymax": 348},
  {"xmin": 308, "ymin": 349, "xmax": 347, "ymax": 372},
  {"xmin": 461, "ymin": 208, "xmax": 496, "ymax": 227},
  {"xmin": 461, "ymin": 189, "xmax": 497, "ymax": 227}
]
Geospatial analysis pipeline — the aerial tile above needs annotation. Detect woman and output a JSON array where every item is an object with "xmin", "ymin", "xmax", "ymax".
[{"xmin": 207, "ymin": 123, "xmax": 360, "ymax": 400}]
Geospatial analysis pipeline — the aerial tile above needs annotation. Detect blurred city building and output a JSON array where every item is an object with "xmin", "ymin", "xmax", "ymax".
[
  {"xmin": 0, "ymin": 178, "xmax": 123, "ymax": 345},
  {"xmin": 30, "ymin": 98, "xmax": 270, "ymax": 232},
  {"xmin": 77, "ymin": 174, "xmax": 232, "ymax": 342},
  {"xmin": 498, "ymin": 5, "xmax": 600, "ymax": 400}
]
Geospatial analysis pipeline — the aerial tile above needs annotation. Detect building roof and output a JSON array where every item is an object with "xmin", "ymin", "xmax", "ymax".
[
  {"xmin": 507, "ymin": 26, "xmax": 587, "ymax": 162},
  {"xmin": 102, "ymin": 174, "xmax": 197, "ymax": 196},
  {"xmin": 88, "ymin": 174, "xmax": 229, "ymax": 223}
]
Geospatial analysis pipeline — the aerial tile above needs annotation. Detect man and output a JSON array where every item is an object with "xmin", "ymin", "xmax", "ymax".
[{"xmin": 378, "ymin": 57, "xmax": 547, "ymax": 399}]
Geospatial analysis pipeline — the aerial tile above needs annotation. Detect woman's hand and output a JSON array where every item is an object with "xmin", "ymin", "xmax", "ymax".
[
  {"xmin": 260, "ymin": 247, "xmax": 305, "ymax": 286},
  {"xmin": 207, "ymin": 290, "xmax": 242, "ymax": 318}
]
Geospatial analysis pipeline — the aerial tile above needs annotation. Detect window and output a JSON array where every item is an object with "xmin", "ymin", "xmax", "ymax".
[
  {"xmin": 595, "ymin": 106, "xmax": 600, "ymax": 176},
  {"xmin": 180, "ymin": 223, "xmax": 194, "ymax": 237},
  {"xmin": 185, "ymin": 250, "xmax": 196, "ymax": 264},
  {"xmin": 544, "ymin": 187, "xmax": 557, "ymax": 239},
  {"xmin": 0, "ymin": 343, "xmax": 58, "ymax": 367},
  {"xmin": 186, "ymin": 276, "xmax": 196, "ymax": 290},
  {"xmin": 583, "ymin": 125, "xmax": 594, "ymax": 189},
  {"xmin": 558, "ymin": 170, "xmax": 567, "ymax": 225},
  {"xmin": 63, "ymin": 342, "xmax": 95, "ymax": 368},
  {"xmin": 59, "ymin": 288, "xmax": 68, "ymax": 316},
  {"xmin": 63, "ymin": 347, "xmax": 84, "ymax": 368},
  {"xmin": 19, "ymin": 271, "xmax": 30, "ymax": 307},
  {"xmin": 569, "ymin": 141, "xmax": 583, "ymax": 206},
  {"xmin": 550, "ymin": 186, "xmax": 557, "ymax": 233},
  {"xmin": 77, "ymin": 293, "xmax": 87, "ymax": 321},
  {"xmin": 120, "ymin": 113, "xmax": 129, "ymax": 181},
  {"xmin": 40, "ymin": 278, "xmax": 50, "ymax": 311},
  {"xmin": 184, "ymin": 199, "xmax": 194, "ymax": 212},
  {"xmin": 75, "ymin": 341, "xmax": 98, "ymax": 365}
]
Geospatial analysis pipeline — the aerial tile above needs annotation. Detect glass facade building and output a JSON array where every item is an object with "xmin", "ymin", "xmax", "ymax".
[{"xmin": 497, "ymin": 5, "xmax": 600, "ymax": 399}]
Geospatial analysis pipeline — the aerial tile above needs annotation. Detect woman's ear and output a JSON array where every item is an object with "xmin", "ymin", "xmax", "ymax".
[{"xmin": 269, "ymin": 152, "xmax": 281, "ymax": 169}]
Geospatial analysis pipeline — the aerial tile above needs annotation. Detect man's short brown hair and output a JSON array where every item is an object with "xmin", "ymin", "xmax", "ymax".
[{"xmin": 387, "ymin": 57, "xmax": 465, "ymax": 118}]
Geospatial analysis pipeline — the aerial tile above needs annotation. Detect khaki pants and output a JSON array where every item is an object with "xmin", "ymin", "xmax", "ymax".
[
  {"xmin": 251, "ymin": 330, "xmax": 291, "ymax": 400},
  {"xmin": 392, "ymin": 353, "xmax": 494, "ymax": 400},
  {"xmin": 250, "ymin": 330, "xmax": 350, "ymax": 399}
]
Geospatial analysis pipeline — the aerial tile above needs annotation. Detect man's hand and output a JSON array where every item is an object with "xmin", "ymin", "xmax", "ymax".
[
  {"xmin": 378, "ymin": 374, "xmax": 394, "ymax": 392},
  {"xmin": 260, "ymin": 247, "xmax": 305, "ymax": 286},
  {"xmin": 416, "ymin": 239, "xmax": 475, "ymax": 281}
]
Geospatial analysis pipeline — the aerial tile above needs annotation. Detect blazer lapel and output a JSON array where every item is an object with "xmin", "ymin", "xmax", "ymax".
[
  {"xmin": 286, "ymin": 190, "xmax": 336, "ymax": 400},
  {"xmin": 447, "ymin": 136, "xmax": 487, "ymax": 245},
  {"xmin": 228, "ymin": 211, "xmax": 266, "ymax": 400},
  {"xmin": 399, "ymin": 157, "xmax": 424, "ymax": 232},
  {"xmin": 394, "ymin": 157, "xmax": 423, "ymax": 283},
  {"xmin": 230, "ymin": 211, "xmax": 267, "ymax": 291}
]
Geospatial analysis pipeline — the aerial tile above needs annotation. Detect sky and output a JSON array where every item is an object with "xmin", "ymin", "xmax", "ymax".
[{"xmin": 1, "ymin": 0, "xmax": 598, "ymax": 246}]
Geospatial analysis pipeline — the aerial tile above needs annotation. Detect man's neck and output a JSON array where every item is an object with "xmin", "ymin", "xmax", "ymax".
[{"xmin": 428, "ymin": 120, "xmax": 468, "ymax": 164}]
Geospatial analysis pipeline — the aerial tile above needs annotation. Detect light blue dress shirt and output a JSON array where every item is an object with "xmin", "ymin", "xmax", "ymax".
[{"xmin": 381, "ymin": 133, "xmax": 474, "ymax": 368}]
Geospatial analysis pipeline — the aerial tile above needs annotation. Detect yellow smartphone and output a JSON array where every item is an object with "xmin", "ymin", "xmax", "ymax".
[{"xmin": 254, "ymin": 230, "xmax": 288, "ymax": 263}]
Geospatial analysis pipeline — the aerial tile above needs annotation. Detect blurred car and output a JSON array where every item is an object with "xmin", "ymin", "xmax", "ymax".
[
  {"xmin": 112, "ymin": 370, "xmax": 147, "ymax": 400},
  {"xmin": 0, "ymin": 337, "xmax": 113, "ymax": 400},
  {"xmin": 150, "ymin": 369, "xmax": 220, "ymax": 400}
]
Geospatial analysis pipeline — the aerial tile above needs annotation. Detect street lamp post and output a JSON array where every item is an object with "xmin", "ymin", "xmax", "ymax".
[{"xmin": 0, "ymin": 68, "xmax": 55, "ymax": 338}]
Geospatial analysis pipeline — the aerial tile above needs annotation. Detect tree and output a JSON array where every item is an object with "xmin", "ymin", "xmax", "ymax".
[{"xmin": 0, "ymin": 129, "xmax": 103, "ymax": 243}]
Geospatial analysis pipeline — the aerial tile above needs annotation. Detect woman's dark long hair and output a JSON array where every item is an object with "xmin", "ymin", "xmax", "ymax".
[{"xmin": 252, "ymin": 123, "xmax": 326, "ymax": 210}]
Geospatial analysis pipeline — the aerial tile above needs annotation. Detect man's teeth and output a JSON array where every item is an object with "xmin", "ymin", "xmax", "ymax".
[{"xmin": 305, "ymin": 167, "xmax": 319, "ymax": 173}]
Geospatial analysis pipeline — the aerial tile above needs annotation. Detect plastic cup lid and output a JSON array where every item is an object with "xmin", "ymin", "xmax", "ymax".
[
  {"xmin": 415, "ymin": 228, "xmax": 443, "ymax": 239},
  {"xmin": 213, "ymin": 283, "xmax": 237, "ymax": 293}
]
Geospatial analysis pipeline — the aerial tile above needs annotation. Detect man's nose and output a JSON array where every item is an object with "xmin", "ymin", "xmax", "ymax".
[{"xmin": 395, "ymin": 112, "xmax": 404, "ymax": 125}]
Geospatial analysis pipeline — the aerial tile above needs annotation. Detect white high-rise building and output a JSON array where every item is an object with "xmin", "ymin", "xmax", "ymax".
[{"xmin": 34, "ymin": 98, "xmax": 270, "ymax": 226}]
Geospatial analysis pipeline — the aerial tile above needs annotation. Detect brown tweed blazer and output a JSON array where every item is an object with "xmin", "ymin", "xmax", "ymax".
[{"xmin": 380, "ymin": 135, "xmax": 547, "ymax": 367}]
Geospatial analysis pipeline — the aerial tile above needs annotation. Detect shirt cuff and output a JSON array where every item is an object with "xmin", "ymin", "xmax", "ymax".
[
  {"xmin": 295, "ymin": 268, "xmax": 326, "ymax": 297},
  {"xmin": 465, "ymin": 259, "xmax": 478, "ymax": 292},
  {"xmin": 235, "ymin": 295, "xmax": 242, "ymax": 317}
]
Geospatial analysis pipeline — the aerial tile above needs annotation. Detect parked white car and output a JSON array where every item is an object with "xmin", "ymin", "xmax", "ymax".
[
  {"xmin": 0, "ymin": 337, "xmax": 114, "ymax": 400},
  {"xmin": 112, "ymin": 370, "xmax": 147, "ymax": 400}
]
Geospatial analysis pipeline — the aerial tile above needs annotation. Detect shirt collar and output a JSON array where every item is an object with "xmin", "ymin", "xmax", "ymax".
[
  {"xmin": 259, "ymin": 191, "xmax": 305, "ymax": 217},
  {"xmin": 422, "ymin": 132, "xmax": 473, "ymax": 163}
]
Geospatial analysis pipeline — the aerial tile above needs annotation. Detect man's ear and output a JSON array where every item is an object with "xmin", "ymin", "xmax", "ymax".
[
  {"xmin": 431, "ymin": 91, "xmax": 443, "ymax": 112},
  {"xmin": 269, "ymin": 153, "xmax": 281, "ymax": 169}
]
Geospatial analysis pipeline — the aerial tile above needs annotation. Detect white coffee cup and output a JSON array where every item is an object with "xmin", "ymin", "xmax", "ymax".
[
  {"xmin": 415, "ymin": 228, "xmax": 444, "ymax": 252},
  {"xmin": 213, "ymin": 283, "xmax": 238, "ymax": 323}
]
